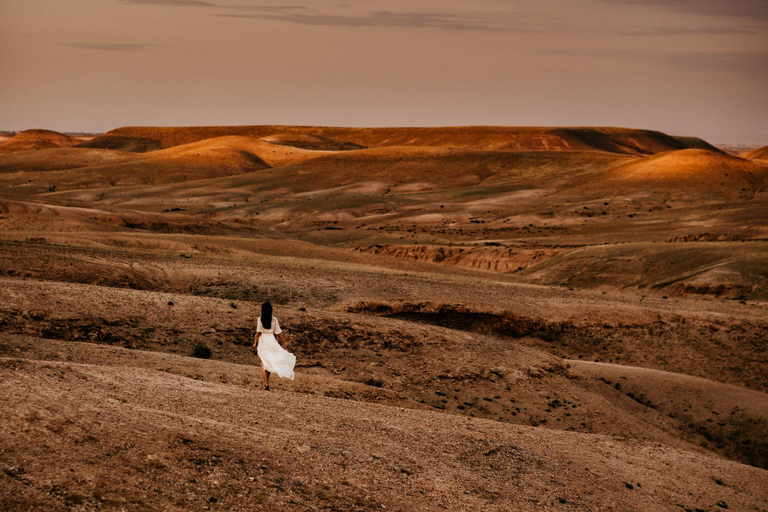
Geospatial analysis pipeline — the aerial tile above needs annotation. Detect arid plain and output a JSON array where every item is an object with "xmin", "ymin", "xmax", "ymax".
[{"xmin": 1, "ymin": 126, "xmax": 767, "ymax": 511}]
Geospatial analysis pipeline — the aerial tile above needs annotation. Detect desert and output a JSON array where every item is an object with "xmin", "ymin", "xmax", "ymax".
[{"xmin": 0, "ymin": 123, "xmax": 767, "ymax": 511}]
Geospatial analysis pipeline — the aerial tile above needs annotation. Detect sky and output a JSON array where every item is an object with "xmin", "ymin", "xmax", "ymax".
[{"xmin": 0, "ymin": 0, "xmax": 766, "ymax": 144}]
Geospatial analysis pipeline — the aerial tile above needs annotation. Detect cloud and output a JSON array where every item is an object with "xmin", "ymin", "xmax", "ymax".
[
  {"xmin": 544, "ymin": 47, "xmax": 768, "ymax": 76},
  {"xmin": 602, "ymin": 0, "xmax": 768, "ymax": 21},
  {"xmin": 652, "ymin": 49, "xmax": 768, "ymax": 74},
  {"xmin": 117, "ymin": 0, "xmax": 306, "ymax": 11},
  {"xmin": 65, "ymin": 43, "xmax": 157, "ymax": 52},
  {"xmin": 620, "ymin": 25, "xmax": 758, "ymax": 36},
  {"xmin": 217, "ymin": 10, "xmax": 510, "ymax": 32},
  {"xmin": 116, "ymin": 0, "xmax": 521, "ymax": 32},
  {"xmin": 118, "ymin": 0, "xmax": 219, "ymax": 6}
]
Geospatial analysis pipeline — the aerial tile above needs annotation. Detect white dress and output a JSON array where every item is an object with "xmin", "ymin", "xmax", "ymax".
[{"xmin": 256, "ymin": 316, "xmax": 295, "ymax": 380}]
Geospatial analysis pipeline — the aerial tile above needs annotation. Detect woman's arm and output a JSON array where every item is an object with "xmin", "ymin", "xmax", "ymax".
[{"xmin": 252, "ymin": 332, "xmax": 261, "ymax": 349}]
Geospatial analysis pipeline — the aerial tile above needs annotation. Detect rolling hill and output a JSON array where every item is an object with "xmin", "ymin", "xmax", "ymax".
[
  {"xmin": 1, "ymin": 124, "xmax": 767, "ymax": 511},
  {"xmin": 591, "ymin": 149, "xmax": 768, "ymax": 199},
  {"xmin": 0, "ymin": 129, "xmax": 80, "ymax": 154},
  {"xmin": 81, "ymin": 125, "xmax": 718, "ymax": 156},
  {"xmin": 745, "ymin": 145, "xmax": 768, "ymax": 161}
]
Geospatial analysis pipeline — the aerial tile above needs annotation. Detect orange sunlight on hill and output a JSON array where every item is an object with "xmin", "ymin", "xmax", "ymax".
[
  {"xmin": 600, "ymin": 149, "xmax": 768, "ymax": 198},
  {"xmin": 0, "ymin": 129, "xmax": 81, "ymax": 154},
  {"xmin": 745, "ymin": 145, "xmax": 768, "ymax": 161},
  {"xmin": 82, "ymin": 126, "xmax": 719, "ymax": 156}
]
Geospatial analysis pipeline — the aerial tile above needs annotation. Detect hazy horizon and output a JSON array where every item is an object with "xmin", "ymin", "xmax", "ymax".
[{"xmin": 1, "ymin": 0, "xmax": 766, "ymax": 145}]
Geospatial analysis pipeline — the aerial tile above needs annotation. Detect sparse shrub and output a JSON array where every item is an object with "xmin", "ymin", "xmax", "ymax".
[
  {"xmin": 364, "ymin": 378, "xmax": 383, "ymax": 388},
  {"xmin": 538, "ymin": 326, "xmax": 561, "ymax": 343},
  {"xmin": 64, "ymin": 492, "xmax": 85, "ymax": 505},
  {"xmin": 192, "ymin": 344, "xmax": 212, "ymax": 359},
  {"xmin": 626, "ymin": 391, "xmax": 655, "ymax": 409}
]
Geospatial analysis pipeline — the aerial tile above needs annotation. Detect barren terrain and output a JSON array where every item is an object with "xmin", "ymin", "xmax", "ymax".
[{"xmin": 1, "ymin": 125, "xmax": 767, "ymax": 510}]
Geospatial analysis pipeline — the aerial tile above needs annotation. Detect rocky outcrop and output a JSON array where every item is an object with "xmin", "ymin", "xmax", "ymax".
[{"xmin": 355, "ymin": 244, "xmax": 563, "ymax": 273}]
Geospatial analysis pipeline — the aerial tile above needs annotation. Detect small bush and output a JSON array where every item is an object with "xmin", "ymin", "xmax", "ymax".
[
  {"xmin": 192, "ymin": 344, "xmax": 212, "ymax": 359},
  {"xmin": 364, "ymin": 378, "xmax": 383, "ymax": 388},
  {"xmin": 538, "ymin": 326, "xmax": 561, "ymax": 343}
]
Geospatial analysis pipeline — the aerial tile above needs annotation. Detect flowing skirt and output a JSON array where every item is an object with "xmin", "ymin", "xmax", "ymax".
[{"xmin": 257, "ymin": 333, "xmax": 295, "ymax": 380}]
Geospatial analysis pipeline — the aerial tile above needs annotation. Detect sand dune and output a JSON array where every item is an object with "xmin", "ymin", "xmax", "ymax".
[{"xmin": 0, "ymin": 129, "xmax": 79, "ymax": 154}]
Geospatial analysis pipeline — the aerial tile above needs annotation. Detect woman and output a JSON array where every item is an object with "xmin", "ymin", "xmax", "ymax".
[{"xmin": 252, "ymin": 302, "xmax": 295, "ymax": 390}]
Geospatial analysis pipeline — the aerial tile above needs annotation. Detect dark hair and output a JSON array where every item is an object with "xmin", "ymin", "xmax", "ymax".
[{"xmin": 261, "ymin": 302, "xmax": 273, "ymax": 329}]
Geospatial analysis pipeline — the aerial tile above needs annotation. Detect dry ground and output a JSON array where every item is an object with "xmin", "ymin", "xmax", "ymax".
[
  {"xmin": 1, "ymin": 125, "xmax": 767, "ymax": 510},
  {"xmin": 3, "ymin": 336, "xmax": 767, "ymax": 511}
]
